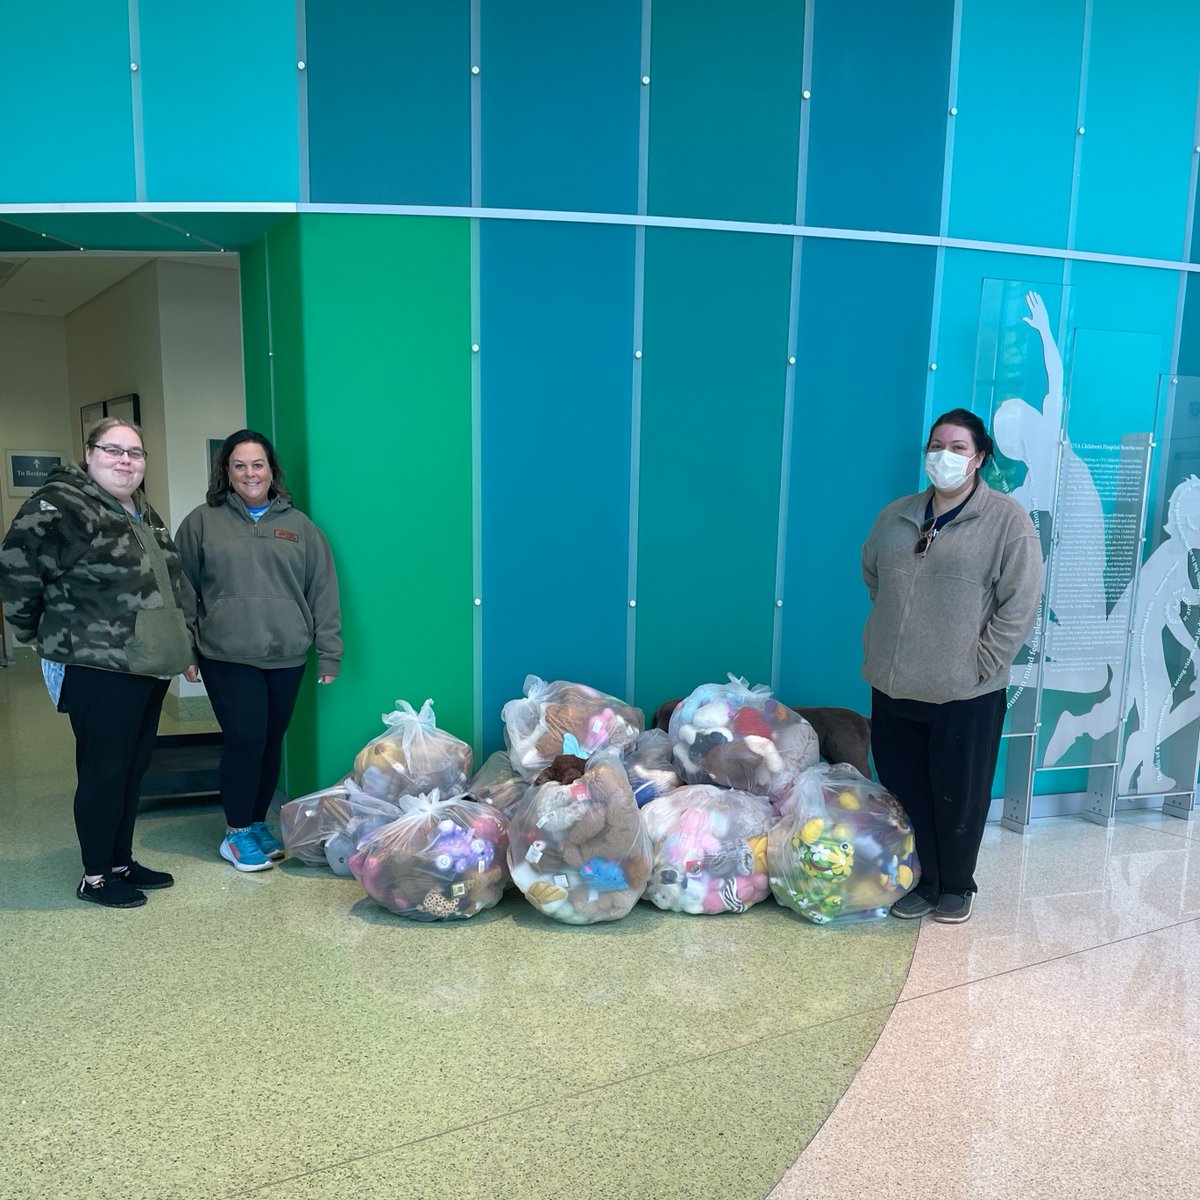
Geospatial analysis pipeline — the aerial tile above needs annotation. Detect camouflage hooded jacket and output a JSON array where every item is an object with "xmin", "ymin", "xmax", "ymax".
[{"xmin": 0, "ymin": 464, "xmax": 193, "ymax": 676}]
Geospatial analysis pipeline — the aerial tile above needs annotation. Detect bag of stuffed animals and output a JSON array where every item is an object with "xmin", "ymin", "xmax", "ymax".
[
  {"xmin": 281, "ymin": 782, "xmax": 401, "ymax": 875},
  {"xmin": 669, "ymin": 674, "xmax": 819, "ymax": 806},
  {"xmin": 502, "ymin": 675, "xmax": 644, "ymax": 782},
  {"xmin": 348, "ymin": 790, "xmax": 509, "ymax": 921},
  {"xmin": 507, "ymin": 748, "xmax": 652, "ymax": 925},
  {"xmin": 623, "ymin": 729, "xmax": 682, "ymax": 808},
  {"xmin": 351, "ymin": 698, "xmax": 473, "ymax": 804},
  {"xmin": 768, "ymin": 764, "xmax": 919, "ymax": 924},
  {"xmin": 641, "ymin": 785, "xmax": 774, "ymax": 914},
  {"xmin": 468, "ymin": 750, "xmax": 529, "ymax": 817}
]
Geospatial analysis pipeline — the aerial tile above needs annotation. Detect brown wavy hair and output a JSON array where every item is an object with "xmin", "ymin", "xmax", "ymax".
[{"xmin": 206, "ymin": 429, "xmax": 291, "ymax": 507}]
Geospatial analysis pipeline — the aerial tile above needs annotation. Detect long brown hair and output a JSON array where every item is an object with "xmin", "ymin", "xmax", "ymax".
[{"xmin": 206, "ymin": 429, "xmax": 291, "ymax": 507}]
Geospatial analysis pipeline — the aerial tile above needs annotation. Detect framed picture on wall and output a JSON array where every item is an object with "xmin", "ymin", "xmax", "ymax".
[
  {"xmin": 80, "ymin": 401, "xmax": 105, "ymax": 444},
  {"xmin": 6, "ymin": 450, "xmax": 64, "ymax": 499},
  {"xmin": 81, "ymin": 393, "xmax": 141, "ymax": 447}
]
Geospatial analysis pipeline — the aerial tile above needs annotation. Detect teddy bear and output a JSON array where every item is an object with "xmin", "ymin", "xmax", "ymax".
[
  {"xmin": 506, "ymin": 749, "xmax": 651, "ymax": 924},
  {"xmin": 502, "ymin": 675, "xmax": 644, "ymax": 782},
  {"xmin": 351, "ymin": 699, "xmax": 473, "ymax": 804},
  {"xmin": 622, "ymin": 729, "xmax": 682, "ymax": 806}
]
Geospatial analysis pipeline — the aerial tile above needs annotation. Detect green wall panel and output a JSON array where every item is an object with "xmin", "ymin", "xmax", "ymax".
[
  {"xmin": 647, "ymin": 0, "xmax": 805, "ymax": 223},
  {"xmin": 634, "ymin": 228, "xmax": 791, "ymax": 714},
  {"xmin": 295, "ymin": 215, "xmax": 474, "ymax": 791},
  {"xmin": 238, "ymin": 238, "xmax": 272, "ymax": 435}
]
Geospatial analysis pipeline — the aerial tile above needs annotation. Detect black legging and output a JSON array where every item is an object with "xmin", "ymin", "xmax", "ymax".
[
  {"xmin": 870, "ymin": 687, "xmax": 1007, "ymax": 897},
  {"xmin": 61, "ymin": 665, "xmax": 170, "ymax": 876},
  {"xmin": 198, "ymin": 656, "xmax": 306, "ymax": 828}
]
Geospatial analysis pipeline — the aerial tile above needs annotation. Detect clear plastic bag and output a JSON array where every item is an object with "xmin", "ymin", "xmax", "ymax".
[
  {"xmin": 669, "ymin": 674, "xmax": 819, "ymax": 804},
  {"xmin": 348, "ymin": 790, "xmax": 509, "ymax": 920},
  {"xmin": 280, "ymin": 782, "xmax": 401, "ymax": 872},
  {"xmin": 623, "ymin": 729, "xmax": 682, "ymax": 808},
  {"xmin": 768, "ymin": 764, "xmax": 919, "ymax": 924},
  {"xmin": 501, "ymin": 675, "xmax": 644, "ymax": 783},
  {"xmin": 641, "ymin": 785, "xmax": 774, "ymax": 914},
  {"xmin": 351, "ymin": 699, "xmax": 473, "ymax": 804},
  {"xmin": 506, "ymin": 749, "xmax": 652, "ymax": 924},
  {"xmin": 468, "ymin": 750, "xmax": 529, "ymax": 817}
]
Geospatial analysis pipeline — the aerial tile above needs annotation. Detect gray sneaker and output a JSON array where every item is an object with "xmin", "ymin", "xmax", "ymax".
[
  {"xmin": 890, "ymin": 890, "xmax": 936, "ymax": 919},
  {"xmin": 931, "ymin": 891, "xmax": 974, "ymax": 924}
]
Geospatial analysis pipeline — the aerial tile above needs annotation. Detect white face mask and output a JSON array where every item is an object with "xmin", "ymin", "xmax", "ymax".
[{"xmin": 925, "ymin": 449, "xmax": 975, "ymax": 491}]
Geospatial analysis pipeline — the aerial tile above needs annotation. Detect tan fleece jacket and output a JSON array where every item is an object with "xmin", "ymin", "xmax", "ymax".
[{"xmin": 862, "ymin": 478, "xmax": 1042, "ymax": 704}]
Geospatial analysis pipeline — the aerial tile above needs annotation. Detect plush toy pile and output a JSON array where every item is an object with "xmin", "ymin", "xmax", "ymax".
[
  {"xmin": 502, "ymin": 676, "xmax": 643, "ymax": 782},
  {"xmin": 468, "ymin": 750, "xmax": 528, "ymax": 817},
  {"xmin": 669, "ymin": 675, "xmax": 819, "ymax": 807},
  {"xmin": 641, "ymin": 785, "xmax": 774, "ymax": 913},
  {"xmin": 352, "ymin": 699, "xmax": 473, "ymax": 804},
  {"xmin": 348, "ymin": 791, "xmax": 509, "ymax": 921},
  {"xmin": 622, "ymin": 730, "xmax": 682, "ymax": 808},
  {"xmin": 281, "ymin": 783, "xmax": 401, "ymax": 875},
  {"xmin": 768, "ymin": 764, "xmax": 918, "ymax": 924},
  {"xmin": 507, "ymin": 749, "xmax": 652, "ymax": 924}
]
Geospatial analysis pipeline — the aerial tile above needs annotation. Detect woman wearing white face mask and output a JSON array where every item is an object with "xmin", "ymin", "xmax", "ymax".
[{"xmin": 861, "ymin": 409, "xmax": 1041, "ymax": 923}]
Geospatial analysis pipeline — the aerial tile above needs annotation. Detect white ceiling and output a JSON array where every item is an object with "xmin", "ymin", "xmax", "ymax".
[{"xmin": 0, "ymin": 253, "xmax": 238, "ymax": 318}]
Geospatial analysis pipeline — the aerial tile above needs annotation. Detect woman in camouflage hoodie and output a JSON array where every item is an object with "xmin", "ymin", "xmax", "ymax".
[{"xmin": 0, "ymin": 418, "xmax": 193, "ymax": 908}]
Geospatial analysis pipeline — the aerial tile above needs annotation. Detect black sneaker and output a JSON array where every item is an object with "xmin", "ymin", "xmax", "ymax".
[
  {"xmin": 111, "ymin": 861, "xmax": 174, "ymax": 890},
  {"xmin": 931, "ymin": 891, "xmax": 974, "ymax": 924},
  {"xmin": 77, "ymin": 875, "xmax": 147, "ymax": 909},
  {"xmin": 890, "ymin": 890, "xmax": 937, "ymax": 919}
]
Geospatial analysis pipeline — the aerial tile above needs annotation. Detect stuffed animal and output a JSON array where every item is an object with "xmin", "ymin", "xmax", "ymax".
[
  {"xmin": 351, "ymin": 698, "xmax": 473, "ymax": 804},
  {"xmin": 348, "ymin": 791, "xmax": 509, "ymax": 921},
  {"xmin": 641, "ymin": 785, "xmax": 774, "ymax": 914},
  {"xmin": 768, "ymin": 764, "xmax": 918, "ymax": 924},
  {"xmin": 468, "ymin": 750, "xmax": 528, "ymax": 817},
  {"xmin": 507, "ymin": 748, "xmax": 652, "ymax": 924},
  {"xmin": 667, "ymin": 676, "xmax": 819, "ymax": 806},
  {"xmin": 502, "ymin": 675, "xmax": 644, "ymax": 782},
  {"xmin": 653, "ymin": 699, "xmax": 872, "ymax": 780},
  {"xmin": 281, "ymin": 782, "xmax": 401, "ymax": 868},
  {"xmin": 623, "ymin": 729, "xmax": 682, "ymax": 807}
]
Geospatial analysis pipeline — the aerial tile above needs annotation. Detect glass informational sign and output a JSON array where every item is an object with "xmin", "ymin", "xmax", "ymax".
[{"xmin": 972, "ymin": 280, "xmax": 1170, "ymax": 828}]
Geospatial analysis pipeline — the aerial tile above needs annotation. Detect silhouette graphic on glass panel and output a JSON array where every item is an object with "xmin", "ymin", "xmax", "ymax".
[
  {"xmin": 992, "ymin": 292, "xmax": 1110, "ymax": 695},
  {"xmin": 1043, "ymin": 476, "xmax": 1200, "ymax": 792}
]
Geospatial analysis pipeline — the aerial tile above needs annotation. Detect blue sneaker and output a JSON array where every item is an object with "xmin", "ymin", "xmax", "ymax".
[
  {"xmin": 250, "ymin": 821, "xmax": 286, "ymax": 861},
  {"xmin": 220, "ymin": 828, "xmax": 273, "ymax": 873}
]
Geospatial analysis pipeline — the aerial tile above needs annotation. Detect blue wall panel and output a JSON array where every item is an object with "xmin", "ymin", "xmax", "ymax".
[
  {"xmin": 805, "ymin": 0, "xmax": 952, "ymax": 236},
  {"xmin": 778, "ymin": 239, "xmax": 938, "ymax": 712},
  {"xmin": 139, "ymin": 1, "xmax": 298, "ymax": 200},
  {"xmin": 949, "ymin": 0, "xmax": 1084, "ymax": 247},
  {"xmin": 647, "ymin": 0, "xmax": 805, "ymax": 223},
  {"xmin": 479, "ymin": 220, "xmax": 636, "ymax": 751},
  {"xmin": 1181, "ymin": 275, "xmax": 1200, "ymax": 377},
  {"xmin": 0, "ymin": 0, "xmax": 135, "ymax": 201},
  {"xmin": 1073, "ymin": 0, "xmax": 1200, "ymax": 260},
  {"xmin": 481, "ymin": 0, "xmax": 641, "ymax": 213},
  {"xmin": 306, "ymin": 0, "xmax": 470, "ymax": 205}
]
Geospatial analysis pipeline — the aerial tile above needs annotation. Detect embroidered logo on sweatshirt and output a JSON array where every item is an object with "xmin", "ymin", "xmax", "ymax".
[{"xmin": 273, "ymin": 529, "xmax": 300, "ymax": 543}]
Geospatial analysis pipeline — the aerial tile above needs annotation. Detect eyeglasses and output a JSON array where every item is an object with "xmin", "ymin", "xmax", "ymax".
[
  {"xmin": 91, "ymin": 443, "xmax": 148, "ymax": 461},
  {"xmin": 915, "ymin": 517, "xmax": 938, "ymax": 557}
]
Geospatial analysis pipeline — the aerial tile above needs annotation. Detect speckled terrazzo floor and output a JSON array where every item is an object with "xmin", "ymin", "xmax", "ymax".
[{"xmin": 0, "ymin": 656, "xmax": 919, "ymax": 1200}]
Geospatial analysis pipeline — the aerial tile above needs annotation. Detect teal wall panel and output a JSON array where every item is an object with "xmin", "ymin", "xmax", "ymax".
[
  {"xmin": 0, "ymin": 0, "xmax": 135, "ymax": 201},
  {"xmin": 139, "ymin": 1, "xmax": 298, "ymax": 201},
  {"xmin": 780, "ymin": 239, "xmax": 938, "ymax": 712},
  {"xmin": 479, "ymin": 220, "xmax": 636, "ymax": 749},
  {"xmin": 634, "ymin": 228, "xmax": 792, "ymax": 713},
  {"xmin": 806, "ymin": 0, "xmax": 952, "ymax": 236},
  {"xmin": 1182, "ymin": 276, "xmax": 1200, "ymax": 376},
  {"xmin": 647, "ymin": 0, "xmax": 805, "ymax": 223},
  {"xmin": 482, "ymin": 0, "xmax": 641, "ymax": 213},
  {"xmin": 1073, "ymin": 0, "xmax": 1200, "ymax": 259},
  {"xmin": 306, "ymin": 0, "xmax": 470, "ymax": 205},
  {"xmin": 949, "ymin": 0, "xmax": 1084, "ymax": 247}
]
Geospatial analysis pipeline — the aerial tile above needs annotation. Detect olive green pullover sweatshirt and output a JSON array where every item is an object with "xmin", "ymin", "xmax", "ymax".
[{"xmin": 175, "ymin": 494, "xmax": 342, "ymax": 678}]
